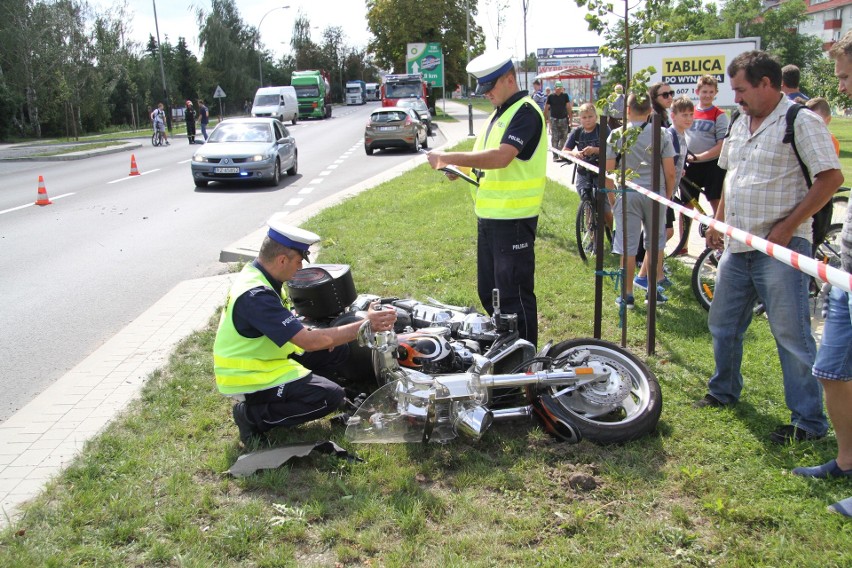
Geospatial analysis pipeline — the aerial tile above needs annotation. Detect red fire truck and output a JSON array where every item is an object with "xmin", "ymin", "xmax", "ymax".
[{"xmin": 381, "ymin": 73, "xmax": 429, "ymax": 107}]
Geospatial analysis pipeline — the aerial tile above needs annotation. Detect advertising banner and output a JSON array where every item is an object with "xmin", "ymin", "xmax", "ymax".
[
  {"xmin": 536, "ymin": 46, "xmax": 599, "ymax": 58},
  {"xmin": 631, "ymin": 38, "xmax": 761, "ymax": 107},
  {"xmin": 407, "ymin": 43, "xmax": 444, "ymax": 88}
]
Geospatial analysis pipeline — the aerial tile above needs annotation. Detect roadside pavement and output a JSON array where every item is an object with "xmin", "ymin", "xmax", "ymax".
[{"xmin": 0, "ymin": 99, "xmax": 825, "ymax": 528}]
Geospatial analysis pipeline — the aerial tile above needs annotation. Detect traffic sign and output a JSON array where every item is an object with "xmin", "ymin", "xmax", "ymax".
[
  {"xmin": 407, "ymin": 43, "xmax": 443, "ymax": 88},
  {"xmin": 213, "ymin": 85, "xmax": 226, "ymax": 99}
]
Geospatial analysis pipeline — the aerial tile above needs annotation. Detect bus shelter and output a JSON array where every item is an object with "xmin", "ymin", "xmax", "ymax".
[{"xmin": 535, "ymin": 67, "xmax": 599, "ymax": 105}]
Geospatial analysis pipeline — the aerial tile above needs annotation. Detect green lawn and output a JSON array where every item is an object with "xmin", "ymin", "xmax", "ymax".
[
  {"xmin": 830, "ymin": 116, "xmax": 852, "ymax": 184},
  {"xmin": 2, "ymin": 141, "xmax": 851, "ymax": 566}
]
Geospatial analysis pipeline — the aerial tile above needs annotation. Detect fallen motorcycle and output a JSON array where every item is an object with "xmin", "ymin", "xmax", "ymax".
[{"xmin": 287, "ymin": 264, "xmax": 662, "ymax": 445}]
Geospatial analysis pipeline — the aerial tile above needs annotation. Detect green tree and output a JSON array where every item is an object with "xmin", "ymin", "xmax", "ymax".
[
  {"xmin": 196, "ymin": 0, "xmax": 257, "ymax": 113},
  {"xmin": 366, "ymin": 0, "xmax": 485, "ymax": 92}
]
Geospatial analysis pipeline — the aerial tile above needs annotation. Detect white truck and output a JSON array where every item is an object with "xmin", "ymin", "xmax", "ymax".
[
  {"xmin": 345, "ymin": 80, "xmax": 367, "ymax": 105},
  {"xmin": 366, "ymin": 82, "xmax": 380, "ymax": 101},
  {"xmin": 251, "ymin": 86, "xmax": 299, "ymax": 125}
]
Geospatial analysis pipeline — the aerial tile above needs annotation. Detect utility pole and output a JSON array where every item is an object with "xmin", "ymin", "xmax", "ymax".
[{"xmin": 152, "ymin": 0, "xmax": 171, "ymax": 132}]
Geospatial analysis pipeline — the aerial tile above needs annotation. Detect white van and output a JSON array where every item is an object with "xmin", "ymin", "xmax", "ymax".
[{"xmin": 251, "ymin": 86, "xmax": 298, "ymax": 125}]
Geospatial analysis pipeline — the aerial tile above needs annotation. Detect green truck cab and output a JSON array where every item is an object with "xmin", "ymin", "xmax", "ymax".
[{"xmin": 291, "ymin": 70, "xmax": 332, "ymax": 119}]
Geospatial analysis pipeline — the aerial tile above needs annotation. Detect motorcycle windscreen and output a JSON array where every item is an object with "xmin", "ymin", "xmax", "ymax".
[{"xmin": 344, "ymin": 380, "xmax": 431, "ymax": 444}]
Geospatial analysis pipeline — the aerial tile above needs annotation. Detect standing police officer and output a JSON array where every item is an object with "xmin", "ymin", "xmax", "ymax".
[
  {"xmin": 213, "ymin": 220, "xmax": 396, "ymax": 446},
  {"xmin": 426, "ymin": 52, "xmax": 547, "ymax": 347}
]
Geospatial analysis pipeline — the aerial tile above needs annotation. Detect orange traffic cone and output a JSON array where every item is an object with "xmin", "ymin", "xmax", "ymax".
[
  {"xmin": 35, "ymin": 175, "xmax": 52, "ymax": 206},
  {"xmin": 129, "ymin": 154, "xmax": 140, "ymax": 176}
]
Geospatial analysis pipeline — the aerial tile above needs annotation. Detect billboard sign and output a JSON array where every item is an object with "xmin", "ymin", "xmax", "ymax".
[
  {"xmin": 631, "ymin": 38, "xmax": 761, "ymax": 107},
  {"xmin": 537, "ymin": 46, "xmax": 599, "ymax": 58},
  {"xmin": 407, "ymin": 43, "xmax": 444, "ymax": 88},
  {"xmin": 537, "ymin": 57, "xmax": 601, "ymax": 75}
]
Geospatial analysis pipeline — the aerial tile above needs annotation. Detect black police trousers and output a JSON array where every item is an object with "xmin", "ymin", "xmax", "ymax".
[
  {"xmin": 243, "ymin": 346, "xmax": 348, "ymax": 431},
  {"xmin": 476, "ymin": 216, "xmax": 538, "ymax": 347}
]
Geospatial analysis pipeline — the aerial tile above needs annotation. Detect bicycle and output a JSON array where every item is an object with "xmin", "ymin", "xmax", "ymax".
[
  {"xmin": 574, "ymin": 176, "xmax": 612, "ymax": 262},
  {"xmin": 691, "ymin": 223, "xmax": 844, "ymax": 312},
  {"xmin": 664, "ymin": 176, "xmax": 709, "ymax": 257},
  {"xmin": 151, "ymin": 127, "xmax": 164, "ymax": 147}
]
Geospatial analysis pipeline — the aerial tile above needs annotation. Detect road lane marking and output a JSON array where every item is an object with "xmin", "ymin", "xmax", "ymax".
[
  {"xmin": 1, "ymin": 193, "xmax": 75, "ymax": 215},
  {"xmin": 107, "ymin": 169, "xmax": 160, "ymax": 184},
  {"xmin": 285, "ymin": 198, "xmax": 303, "ymax": 207},
  {"xmin": 309, "ymin": 178, "xmax": 324, "ymax": 185},
  {"xmin": 298, "ymin": 187, "xmax": 314, "ymax": 195}
]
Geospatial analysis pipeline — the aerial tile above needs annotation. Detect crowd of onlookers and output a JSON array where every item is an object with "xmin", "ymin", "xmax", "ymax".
[{"xmin": 544, "ymin": 37, "xmax": 852, "ymax": 519}]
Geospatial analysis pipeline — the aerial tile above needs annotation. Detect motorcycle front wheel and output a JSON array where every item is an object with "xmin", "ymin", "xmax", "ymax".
[{"xmin": 534, "ymin": 338, "xmax": 662, "ymax": 444}]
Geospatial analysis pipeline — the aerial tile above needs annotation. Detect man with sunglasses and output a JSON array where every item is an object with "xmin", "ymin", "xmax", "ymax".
[{"xmin": 213, "ymin": 219, "xmax": 397, "ymax": 446}]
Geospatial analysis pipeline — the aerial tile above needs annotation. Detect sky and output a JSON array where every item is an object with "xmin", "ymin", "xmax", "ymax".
[{"xmin": 93, "ymin": 0, "xmax": 605, "ymax": 64}]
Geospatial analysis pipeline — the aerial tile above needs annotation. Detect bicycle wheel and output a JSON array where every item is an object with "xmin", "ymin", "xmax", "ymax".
[
  {"xmin": 575, "ymin": 197, "xmax": 595, "ymax": 262},
  {"xmin": 151, "ymin": 131, "xmax": 161, "ymax": 147},
  {"xmin": 691, "ymin": 246, "xmax": 721, "ymax": 311}
]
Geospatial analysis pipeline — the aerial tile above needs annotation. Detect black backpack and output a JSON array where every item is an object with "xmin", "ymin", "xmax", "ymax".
[{"xmin": 726, "ymin": 103, "xmax": 833, "ymax": 246}]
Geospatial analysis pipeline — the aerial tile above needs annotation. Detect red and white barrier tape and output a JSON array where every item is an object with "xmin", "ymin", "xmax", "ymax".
[{"xmin": 554, "ymin": 149, "xmax": 852, "ymax": 294}]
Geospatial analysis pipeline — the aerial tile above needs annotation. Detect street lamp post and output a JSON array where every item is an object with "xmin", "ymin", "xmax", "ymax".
[
  {"xmin": 466, "ymin": 0, "xmax": 474, "ymax": 137},
  {"xmin": 257, "ymin": 5, "xmax": 290, "ymax": 87}
]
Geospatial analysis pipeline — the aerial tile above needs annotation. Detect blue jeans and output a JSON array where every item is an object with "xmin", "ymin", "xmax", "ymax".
[
  {"xmin": 813, "ymin": 286, "xmax": 852, "ymax": 381},
  {"xmin": 707, "ymin": 237, "xmax": 827, "ymax": 435}
]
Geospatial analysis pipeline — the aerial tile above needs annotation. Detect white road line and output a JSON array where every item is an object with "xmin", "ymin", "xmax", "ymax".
[
  {"xmin": 285, "ymin": 198, "xmax": 304, "ymax": 207},
  {"xmin": 107, "ymin": 169, "xmax": 160, "ymax": 184},
  {"xmin": 297, "ymin": 187, "xmax": 314, "ymax": 195},
  {"xmin": 309, "ymin": 178, "xmax": 324, "ymax": 185},
  {"xmin": 318, "ymin": 170, "xmax": 331, "ymax": 176},
  {"xmin": 327, "ymin": 164, "xmax": 338, "ymax": 169},
  {"xmin": 0, "ymin": 193, "xmax": 75, "ymax": 215},
  {"xmin": 177, "ymin": 159, "xmax": 192, "ymax": 164}
]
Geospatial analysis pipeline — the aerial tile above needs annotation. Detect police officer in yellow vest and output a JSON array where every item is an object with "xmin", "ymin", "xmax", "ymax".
[
  {"xmin": 213, "ymin": 220, "xmax": 397, "ymax": 446},
  {"xmin": 426, "ymin": 51, "xmax": 547, "ymax": 346}
]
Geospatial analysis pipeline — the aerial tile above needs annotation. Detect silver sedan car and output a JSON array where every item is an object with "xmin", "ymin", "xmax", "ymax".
[{"xmin": 191, "ymin": 118, "xmax": 297, "ymax": 188}]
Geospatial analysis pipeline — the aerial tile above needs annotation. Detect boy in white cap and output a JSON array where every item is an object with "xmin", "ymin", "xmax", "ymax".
[
  {"xmin": 426, "ymin": 51, "xmax": 547, "ymax": 347},
  {"xmin": 213, "ymin": 219, "xmax": 396, "ymax": 446}
]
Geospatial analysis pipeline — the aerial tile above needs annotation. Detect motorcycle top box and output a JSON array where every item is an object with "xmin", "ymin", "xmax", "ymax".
[{"xmin": 287, "ymin": 264, "xmax": 357, "ymax": 320}]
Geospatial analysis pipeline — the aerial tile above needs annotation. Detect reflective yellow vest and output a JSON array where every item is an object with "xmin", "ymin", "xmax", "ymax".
[
  {"xmin": 472, "ymin": 96, "xmax": 547, "ymax": 219},
  {"xmin": 213, "ymin": 264, "xmax": 308, "ymax": 395}
]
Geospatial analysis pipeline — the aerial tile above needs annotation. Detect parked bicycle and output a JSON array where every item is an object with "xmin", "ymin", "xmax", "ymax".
[
  {"xmin": 575, "ymin": 179, "xmax": 612, "ymax": 262},
  {"xmin": 691, "ymin": 222, "xmax": 844, "ymax": 311},
  {"xmin": 664, "ymin": 176, "xmax": 709, "ymax": 257}
]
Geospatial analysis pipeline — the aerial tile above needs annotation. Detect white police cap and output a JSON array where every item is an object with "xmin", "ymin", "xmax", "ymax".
[
  {"xmin": 266, "ymin": 219, "xmax": 320, "ymax": 253},
  {"xmin": 467, "ymin": 51, "xmax": 515, "ymax": 95}
]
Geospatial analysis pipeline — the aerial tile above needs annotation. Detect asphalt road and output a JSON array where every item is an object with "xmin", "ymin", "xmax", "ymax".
[{"xmin": 0, "ymin": 103, "xmax": 444, "ymax": 423}]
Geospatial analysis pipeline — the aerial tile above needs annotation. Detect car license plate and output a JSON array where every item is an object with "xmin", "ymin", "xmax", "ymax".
[
  {"xmin": 378, "ymin": 126, "xmax": 397, "ymax": 131},
  {"xmin": 214, "ymin": 167, "xmax": 240, "ymax": 174}
]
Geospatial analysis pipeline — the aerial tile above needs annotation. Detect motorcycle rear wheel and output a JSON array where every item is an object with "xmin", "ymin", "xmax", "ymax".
[{"xmin": 534, "ymin": 338, "xmax": 661, "ymax": 444}]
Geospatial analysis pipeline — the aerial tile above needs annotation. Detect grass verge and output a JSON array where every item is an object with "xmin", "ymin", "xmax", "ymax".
[{"xmin": 2, "ymin": 141, "xmax": 851, "ymax": 566}]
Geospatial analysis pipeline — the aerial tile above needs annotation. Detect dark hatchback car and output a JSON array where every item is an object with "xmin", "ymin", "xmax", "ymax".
[
  {"xmin": 191, "ymin": 118, "xmax": 297, "ymax": 188},
  {"xmin": 364, "ymin": 107, "xmax": 428, "ymax": 155}
]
